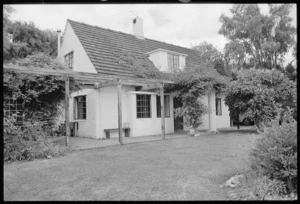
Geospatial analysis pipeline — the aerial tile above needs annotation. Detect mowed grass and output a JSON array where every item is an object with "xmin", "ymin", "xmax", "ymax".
[{"xmin": 4, "ymin": 130, "xmax": 259, "ymax": 201}]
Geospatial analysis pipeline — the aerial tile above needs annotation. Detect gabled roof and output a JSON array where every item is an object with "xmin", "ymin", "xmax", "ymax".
[{"xmin": 67, "ymin": 19, "xmax": 221, "ymax": 79}]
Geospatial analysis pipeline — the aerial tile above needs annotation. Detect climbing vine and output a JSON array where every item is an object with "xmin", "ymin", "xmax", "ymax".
[{"xmin": 4, "ymin": 53, "xmax": 81, "ymax": 132}]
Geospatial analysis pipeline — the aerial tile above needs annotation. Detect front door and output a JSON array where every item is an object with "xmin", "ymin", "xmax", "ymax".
[{"xmin": 173, "ymin": 97, "xmax": 183, "ymax": 130}]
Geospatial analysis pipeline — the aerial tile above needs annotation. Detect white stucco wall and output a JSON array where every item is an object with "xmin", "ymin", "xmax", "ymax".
[
  {"xmin": 70, "ymin": 89, "xmax": 99, "ymax": 138},
  {"xmin": 183, "ymin": 92, "xmax": 230, "ymax": 131},
  {"xmin": 198, "ymin": 94, "xmax": 210, "ymax": 130},
  {"xmin": 98, "ymin": 88, "xmax": 174, "ymax": 138},
  {"xmin": 129, "ymin": 92, "xmax": 174, "ymax": 137},
  {"xmin": 179, "ymin": 55, "xmax": 186, "ymax": 70},
  {"xmin": 216, "ymin": 94, "xmax": 230, "ymax": 129},
  {"xmin": 60, "ymin": 21, "xmax": 97, "ymax": 73},
  {"xmin": 98, "ymin": 85, "xmax": 135, "ymax": 139},
  {"xmin": 148, "ymin": 50, "xmax": 167, "ymax": 71}
]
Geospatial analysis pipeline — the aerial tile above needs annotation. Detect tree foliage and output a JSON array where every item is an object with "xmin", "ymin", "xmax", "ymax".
[
  {"xmin": 4, "ymin": 21, "xmax": 58, "ymax": 61},
  {"xmin": 220, "ymin": 4, "xmax": 296, "ymax": 71},
  {"xmin": 225, "ymin": 68, "xmax": 296, "ymax": 129},
  {"xmin": 192, "ymin": 42, "xmax": 229, "ymax": 76},
  {"xmin": 3, "ymin": 5, "xmax": 16, "ymax": 57}
]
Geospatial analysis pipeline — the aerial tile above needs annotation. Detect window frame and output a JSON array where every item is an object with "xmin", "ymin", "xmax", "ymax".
[
  {"xmin": 64, "ymin": 51, "xmax": 74, "ymax": 69},
  {"xmin": 136, "ymin": 94, "xmax": 151, "ymax": 119},
  {"xmin": 73, "ymin": 95, "xmax": 87, "ymax": 120},
  {"xmin": 4, "ymin": 98, "xmax": 24, "ymax": 125},
  {"xmin": 156, "ymin": 95, "xmax": 170, "ymax": 118},
  {"xmin": 168, "ymin": 53, "xmax": 179, "ymax": 71},
  {"xmin": 216, "ymin": 98, "xmax": 222, "ymax": 116}
]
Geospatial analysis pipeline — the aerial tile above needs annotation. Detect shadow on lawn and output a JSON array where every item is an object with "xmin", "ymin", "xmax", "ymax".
[{"xmin": 218, "ymin": 126, "xmax": 258, "ymax": 135}]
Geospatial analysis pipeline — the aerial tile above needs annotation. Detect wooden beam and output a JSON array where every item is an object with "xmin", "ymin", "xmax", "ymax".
[
  {"xmin": 98, "ymin": 79, "xmax": 119, "ymax": 88},
  {"xmin": 139, "ymin": 83, "xmax": 160, "ymax": 91},
  {"xmin": 4, "ymin": 65, "xmax": 174, "ymax": 85},
  {"xmin": 65, "ymin": 75, "xmax": 70, "ymax": 146},
  {"xmin": 117, "ymin": 79, "xmax": 123, "ymax": 144},
  {"xmin": 160, "ymin": 83, "xmax": 166, "ymax": 139}
]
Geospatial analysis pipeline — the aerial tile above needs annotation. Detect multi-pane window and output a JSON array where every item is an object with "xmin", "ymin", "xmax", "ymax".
[
  {"xmin": 137, "ymin": 94, "xmax": 151, "ymax": 118},
  {"xmin": 64, "ymin": 51, "xmax": 74, "ymax": 69},
  {"xmin": 216, "ymin": 98, "xmax": 222, "ymax": 116},
  {"xmin": 4, "ymin": 98, "xmax": 24, "ymax": 125},
  {"xmin": 74, "ymin": 96, "xmax": 86, "ymax": 120},
  {"xmin": 157, "ymin": 95, "xmax": 170, "ymax": 118},
  {"xmin": 168, "ymin": 53, "xmax": 179, "ymax": 71}
]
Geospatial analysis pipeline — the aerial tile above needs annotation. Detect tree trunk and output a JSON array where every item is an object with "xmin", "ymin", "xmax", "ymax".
[{"xmin": 237, "ymin": 113, "xmax": 240, "ymax": 130}]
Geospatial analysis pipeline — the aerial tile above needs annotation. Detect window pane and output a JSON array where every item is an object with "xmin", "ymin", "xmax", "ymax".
[
  {"xmin": 216, "ymin": 98, "xmax": 222, "ymax": 115},
  {"xmin": 74, "ymin": 95, "xmax": 86, "ymax": 119},
  {"xmin": 137, "ymin": 94, "xmax": 151, "ymax": 118},
  {"xmin": 157, "ymin": 96, "xmax": 161, "ymax": 117},
  {"xmin": 165, "ymin": 95, "xmax": 170, "ymax": 117}
]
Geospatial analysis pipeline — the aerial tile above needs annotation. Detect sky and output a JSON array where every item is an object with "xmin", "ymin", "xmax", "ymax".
[{"xmin": 8, "ymin": 4, "xmax": 297, "ymax": 64}]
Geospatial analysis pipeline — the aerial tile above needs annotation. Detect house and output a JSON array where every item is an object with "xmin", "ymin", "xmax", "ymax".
[{"xmin": 58, "ymin": 17, "xmax": 230, "ymax": 139}]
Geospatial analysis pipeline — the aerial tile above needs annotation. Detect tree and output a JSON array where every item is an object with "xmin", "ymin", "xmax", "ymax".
[
  {"xmin": 4, "ymin": 21, "xmax": 58, "ymax": 61},
  {"xmin": 285, "ymin": 63, "xmax": 296, "ymax": 81},
  {"xmin": 225, "ymin": 68, "xmax": 296, "ymax": 129},
  {"xmin": 219, "ymin": 4, "xmax": 296, "ymax": 70},
  {"xmin": 192, "ymin": 42, "xmax": 229, "ymax": 76},
  {"xmin": 3, "ymin": 5, "xmax": 15, "ymax": 57}
]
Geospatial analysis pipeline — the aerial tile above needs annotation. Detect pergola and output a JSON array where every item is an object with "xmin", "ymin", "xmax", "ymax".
[{"xmin": 4, "ymin": 65, "xmax": 174, "ymax": 146}]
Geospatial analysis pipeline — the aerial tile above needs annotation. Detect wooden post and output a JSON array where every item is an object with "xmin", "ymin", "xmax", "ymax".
[
  {"xmin": 230, "ymin": 112, "xmax": 233, "ymax": 127},
  {"xmin": 237, "ymin": 113, "xmax": 240, "ymax": 130},
  {"xmin": 160, "ymin": 83, "xmax": 165, "ymax": 139},
  {"xmin": 117, "ymin": 79, "xmax": 123, "ymax": 144},
  {"xmin": 65, "ymin": 75, "xmax": 70, "ymax": 146}
]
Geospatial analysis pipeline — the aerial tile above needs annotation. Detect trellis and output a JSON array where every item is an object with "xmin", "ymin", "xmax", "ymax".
[{"xmin": 4, "ymin": 64, "xmax": 173, "ymax": 146}]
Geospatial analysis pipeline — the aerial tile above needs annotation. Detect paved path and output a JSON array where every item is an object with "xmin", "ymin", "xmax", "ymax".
[{"xmin": 52, "ymin": 126, "xmax": 256, "ymax": 151}]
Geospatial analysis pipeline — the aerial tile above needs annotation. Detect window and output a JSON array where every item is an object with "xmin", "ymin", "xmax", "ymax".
[
  {"xmin": 157, "ymin": 95, "xmax": 170, "ymax": 118},
  {"xmin": 4, "ymin": 98, "xmax": 24, "ymax": 125},
  {"xmin": 168, "ymin": 53, "xmax": 179, "ymax": 71},
  {"xmin": 216, "ymin": 98, "xmax": 222, "ymax": 116},
  {"xmin": 137, "ymin": 94, "xmax": 151, "ymax": 118},
  {"xmin": 74, "ymin": 96, "xmax": 86, "ymax": 120},
  {"xmin": 64, "ymin": 51, "xmax": 74, "ymax": 69}
]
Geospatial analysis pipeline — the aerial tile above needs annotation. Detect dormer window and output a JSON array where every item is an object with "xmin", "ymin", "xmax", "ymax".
[
  {"xmin": 146, "ymin": 48, "xmax": 187, "ymax": 72},
  {"xmin": 64, "ymin": 51, "xmax": 74, "ymax": 69},
  {"xmin": 168, "ymin": 53, "xmax": 179, "ymax": 71}
]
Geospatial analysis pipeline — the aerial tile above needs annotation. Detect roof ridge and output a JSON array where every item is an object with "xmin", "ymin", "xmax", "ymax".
[{"xmin": 67, "ymin": 19, "xmax": 196, "ymax": 53}]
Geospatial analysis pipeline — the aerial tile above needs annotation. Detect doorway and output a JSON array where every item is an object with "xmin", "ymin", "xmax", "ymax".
[{"xmin": 173, "ymin": 97, "xmax": 183, "ymax": 130}]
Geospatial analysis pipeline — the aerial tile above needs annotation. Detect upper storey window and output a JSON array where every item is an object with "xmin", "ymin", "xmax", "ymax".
[
  {"xmin": 168, "ymin": 53, "xmax": 179, "ymax": 71},
  {"xmin": 146, "ymin": 48, "xmax": 187, "ymax": 72},
  {"xmin": 64, "ymin": 51, "xmax": 74, "ymax": 69}
]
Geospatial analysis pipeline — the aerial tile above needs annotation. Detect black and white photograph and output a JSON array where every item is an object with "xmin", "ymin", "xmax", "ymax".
[{"xmin": 3, "ymin": 2, "xmax": 297, "ymax": 201}]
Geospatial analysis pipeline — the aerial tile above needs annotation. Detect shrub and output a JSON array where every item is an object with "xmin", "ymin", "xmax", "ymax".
[
  {"xmin": 251, "ymin": 176, "xmax": 287, "ymax": 199},
  {"xmin": 4, "ymin": 113, "xmax": 68, "ymax": 162},
  {"xmin": 249, "ymin": 108, "xmax": 297, "ymax": 193}
]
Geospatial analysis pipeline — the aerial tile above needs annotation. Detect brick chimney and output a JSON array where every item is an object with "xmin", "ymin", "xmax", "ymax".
[{"xmin": 132, "ymin": 17, "xmax": 144, "ymax": 39}]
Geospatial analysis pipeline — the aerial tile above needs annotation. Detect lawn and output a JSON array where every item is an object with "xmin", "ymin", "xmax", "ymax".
[{"xmin": 4, "ymin": 129, "xmax": 259, "ymax": 201}]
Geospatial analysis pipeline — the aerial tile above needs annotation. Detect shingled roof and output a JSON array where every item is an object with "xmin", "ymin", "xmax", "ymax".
[{"xmin": 67, "ymin": 19, "xmax": 221, "ymax": 79}]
